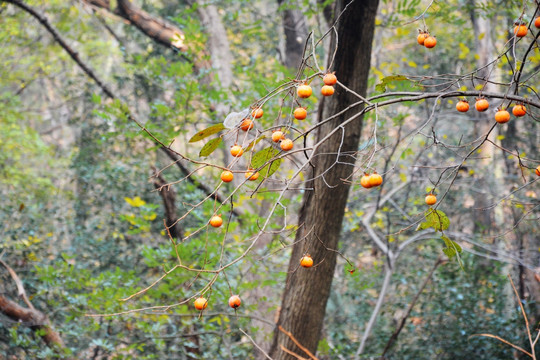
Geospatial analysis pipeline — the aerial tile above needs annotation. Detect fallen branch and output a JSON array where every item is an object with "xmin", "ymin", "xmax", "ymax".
[{"xmin": 0, "ymin": 261, "xmax": 68, "ymax": 356}]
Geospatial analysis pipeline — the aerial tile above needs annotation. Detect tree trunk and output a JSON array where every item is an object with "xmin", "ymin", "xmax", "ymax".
[
  {"xmin": 277, "ymin": 0, "xmax": 308, "ymax": 69},
  {"xmin": 268, "ymin": 0, "xmax": 379, "ymax": 358}
]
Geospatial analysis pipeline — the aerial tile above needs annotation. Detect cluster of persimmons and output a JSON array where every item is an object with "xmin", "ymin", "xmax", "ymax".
[{"xmin": 192, "ymin": 15, "xmax": 540, "ymax": 312}]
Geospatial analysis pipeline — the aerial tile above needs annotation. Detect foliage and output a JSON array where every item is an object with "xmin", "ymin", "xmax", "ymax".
[{"xmin": 0, "ymin": 0, "xmax": 539, "ymax": 359}]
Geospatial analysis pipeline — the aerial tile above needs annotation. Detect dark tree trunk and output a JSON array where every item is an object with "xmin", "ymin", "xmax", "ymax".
[
  {"xmin": 268, "ymin": 0, "xmax": 379, "ymax": 358},
  {"xmin": 152, "ymin": 172, "xmax": 181, "ymax": 239},
  {"xmin": 277, "ymin": 0, "xmax": 308, "ymax": 69}
]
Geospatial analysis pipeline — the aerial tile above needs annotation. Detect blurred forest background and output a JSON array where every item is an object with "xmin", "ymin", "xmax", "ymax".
[{"xmin": 0, "ymin": 0, "xmax": 539, "ymax": 359}]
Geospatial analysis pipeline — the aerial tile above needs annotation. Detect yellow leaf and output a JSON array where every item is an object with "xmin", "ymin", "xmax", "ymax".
[
  {"xmin": 125, "ymin": 196, "xmax": 146, "ymax": 207},
  {"xmin": 496, "ymin": 135, "xmax": 505, "ymax": 140},
  {"xmin": 478, "ymin": 32, "xmax": 485, "ymax": 40}
]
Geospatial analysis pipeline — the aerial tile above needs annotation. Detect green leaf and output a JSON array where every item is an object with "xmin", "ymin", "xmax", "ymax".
[
  {"xmin": 428, "ymin": 209, "xmax": 450, "ymax": 231},
  {"xmin": 245, "ymin": 135, "xmax": 266, "ymax": 152},
  {"xmin": 442, "ymin": 235, "xmax": 462, "ymax": 254},
  {"xmin": 442, "ymin": 247, "xmax": 456, "ymax": 258},
  {"xmin": 91, "ymin": 93, "xmax": 101, "ymax": 104},
  {"xmin": 375, "ymin": 75, "xmax": 409, "ymax": 92},
  {"xmin": 441, "ymin": 235, "xmax": 464, "ymax": 269},
  {"xmin": 199, "ymin": 137, "xmax": 222, "ymax": 157},
  {"xmin": 416, "ymin": 209, "xmax": 450, "ymax": 232},
  {"xmin": 261, "ymin": 158, "xmax": 282, "ymax": 178},
  {"xmin": 189, "ymin": 124, "xmax": 225, "ymax": 143},
  {"xmin": 251, "ymin": 147, "xmax": 279, "ymax": 169}
]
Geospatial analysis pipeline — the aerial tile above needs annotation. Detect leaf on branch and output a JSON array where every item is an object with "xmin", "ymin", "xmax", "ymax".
[
  {"xmin": 251, "ymin": 147, "xmax": 282, "ymax": 178},
  {"xmin": 416, "ymin": 209, "xmax": 450, "ymax": 232},
  {"xmin": 245, "ymin": 136, "xmax": 266, "ymax": 152},
  {"xmin": 261, "ymin": 158, "xmax": 282, "ymax": 178},
  {"xmin": 441, "ymin": 235, "xmax": 464, "ymax": 269},
  {"xmin": 189, "ymin": 124, "xmax": 225, "ymax": 143},
  {"xmin": 375, "ymin": 75, "xmax": 409, "ymax": 93},
  {"xmin": 251, "ymin": 147, "xmax": 279, "ymax": 169},
  {"xmin": 199, "ymin": 137, "xmax": 222, "ymax": 157},
  {"xmin": 441, "ymin": 236, "xmax": 462, "ymax": 255}
]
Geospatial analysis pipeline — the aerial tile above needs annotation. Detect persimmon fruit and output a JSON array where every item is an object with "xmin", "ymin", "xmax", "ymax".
[
  {"xmin": 294, "ymin": 107, "xmax": 307, "ymax": 120},
  {"xmin": 228, "ymin": 295, "xmax": 241, "ymax": 309},
  {"xmin": 272, "ymin": 130, "xmax": 284, "ymax": 143},
  {"xmin": 512, "ymin": 104, "xmax": 526, "ymax": 117},
  {"xmin": 221, "ymin": 170, "xmax": 234, "ymax": 183},
  {"xmin": 535, "ymin": 165, "xmax": 540, "ymax": 176},
  {"xmin": 425, "ymin": 194, "xmax": 437, "ymax": 206},
  {"xmin": 417, "ymin": 31, "xmax": 429, "ymax": 45},
  {"xmin": 297, "ymin": 84, "xmax": 312, "ymax": 98},
  {"xmin": 321, "ymin": 85, "xmax": 335, "ymax": 96},
  {"xmin": 280, "ymin": 138, "xmax": 293, "ymax": 151},
  {"xmin": 210, "ymin": 215, "xmax": 223, "ymax": 228},
  {"xmin": 535, "ymin": 17, "xmax": 540, "ymax": 29},
  {"xmin": 456, "ymin": 100, "xmax": 469, "ymax": 112},
  {"xmin": 194, "ymin": 297, "xmax": 208, "ymax": 310},
  {"xmin": 368, "ymin": 172, "xmax": 383, "ymax": 187},
  {"xmin": 475, "ymin": 98, "xmax": 489, "ymax": 112},
  {"xmin": 514, "ymin": 24, "xmax": 528, "ymax": 37},
  {"xmin": 323, "ymin": 73, "xmax": 337, "ymax": 86},
  {"xmin": 360, "ymin": 174, "xmax": 372, "ymax": 189},
  {"xmin": 251, "ymin": 108, "xmax": 263, "ymax": 119},
  {"xmin": 495, "ymin": 109, "xmax": 510, "ymax": 124},
  {"xmin": 230, "ymin": 145, "xmax": 243, "ymax": 157},
  {"xmin": 240, "ymin": 119, "xmax": 254, "ymax": 131},
  {"xmin": 245, "ymin": 170, "xmax": 259, "ymax": 181},
  {"xmin": 300, "ymin": 255, "xmax": 313, "ymax": 268},
  {"xmin": 424, "ymin": 36, "xmax": 437, "ymax": 48}
]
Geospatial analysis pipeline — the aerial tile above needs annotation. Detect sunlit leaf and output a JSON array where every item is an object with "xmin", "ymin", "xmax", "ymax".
[
  {"xmin": 189, "ymin": 123, "xmax": 225, "ymax": 143},
  {"xmin": 251, "ymin": 147, "xmax": 279, "ymax": 169},
  {"xmin": 199, "ymin": 137, "xmax": 222, "ymax": 157},
  {"xmin": 125, "ymin": 196, "xmax": 146, "ymax": 207}
]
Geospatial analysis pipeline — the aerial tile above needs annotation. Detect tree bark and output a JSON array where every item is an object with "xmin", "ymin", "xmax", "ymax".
[
  {"xmin": 277, "ymin": 0, "xmax": 308, "ymax": 69},
  {"xmin": 152, "ymin": 171, "xmax": 181, "ymax": 239},
  {"xmin": 83, "ymin": 0, "xmax": 187, "ymax": 50},
  {"xmin": 268, "ymin": 0, "xmax": 379, "ymax": 358},
  {"xmin": 0, "ymin": 295, "xmax": 66, "ymax": 352},
  {"xmin": 0, "ymin": 260, "xmax": 67, "ymax": 356}
]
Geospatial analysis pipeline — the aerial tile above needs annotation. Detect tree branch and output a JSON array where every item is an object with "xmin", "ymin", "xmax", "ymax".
[
  {"xmin": 3, "ymin": 0, "xmax": 116, "ymax": 99},
  {"xmin": 0, "ymin": 262, "xmax": 67, "ymax": 355},
  {"xmin": 381, "ymin": 257, "xmax": 444, "ymax": 357},
  {"xmin": 152, "ymin": 170, "xmax": 181, "ymax": 239},
  {"xmin": 4, "ymin": 0, "xmax": 239, "ymax": 219},
  {"xmin": 83, "ymin": 0, "xmax": 187, "ymax": 50},
  {"xmin": 160, "ymin": 147, "xmax": 243, "ymax": 219}
]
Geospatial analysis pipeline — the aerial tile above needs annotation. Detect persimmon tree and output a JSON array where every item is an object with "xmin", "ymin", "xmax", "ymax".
[{"xmin": 1, "ymin": 0, "xmax": 539, "ymax": 359}]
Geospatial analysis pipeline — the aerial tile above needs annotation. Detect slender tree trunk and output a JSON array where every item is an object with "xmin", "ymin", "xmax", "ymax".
[
  {"xmin": 268, "ymin": 0, "xmax": 379, "ymax": 358},
  {"xmin": 468, "ymin": 0, "xmax": 496, "ymax": 233},
  {"xmin": 277, "ymin": 0, "xmax": 308, "ymax": 69}
]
